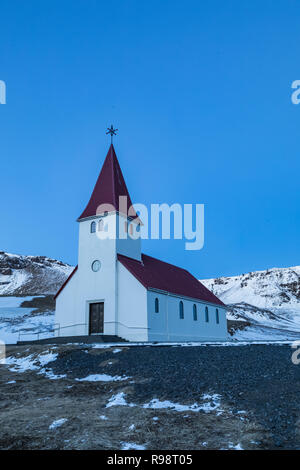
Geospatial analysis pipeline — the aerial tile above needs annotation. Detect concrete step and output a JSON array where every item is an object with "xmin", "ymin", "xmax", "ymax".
[{"xmin": 17, "ymin": 335, "xmax": 128, "ymax": 346}]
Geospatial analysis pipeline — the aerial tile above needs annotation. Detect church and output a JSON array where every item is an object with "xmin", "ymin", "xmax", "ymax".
[{"xmin": 55, "ymin": 138, "xmax": 227, "ymax": 342}]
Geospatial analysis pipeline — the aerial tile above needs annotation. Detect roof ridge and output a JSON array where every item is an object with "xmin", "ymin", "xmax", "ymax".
[
  {"xmin": 118, "ymin": 253, "xmax": 224, "ymax": 306},
  {"xmin": 142, "ymin": 253, "xmax": 190, "ymax": 272}
]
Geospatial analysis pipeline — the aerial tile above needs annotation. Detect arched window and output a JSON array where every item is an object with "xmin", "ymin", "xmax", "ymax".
[
  {"xmin": 136, "ymin": 224, "xmax": 141, "ymax": 232},
  {"xmin": 205, "ymin": 306, "xmax": 209, "ymax": 323},
  {"xmin": 90, "ymin": 221, "xmax": 96, "ymax": 233},
  {"xmin": 179, "ymin": 301, "xmax": 184, "ymax": 319},
  {"xmin": 155, "ymin": 298, "xmax": 159, "ymax": 313},
  {"xmin": 193, "ymin": 304, "xmax": 197, "ymax": 321},
  {"xmin": 216, "ymin": 308, "xmax": 220, "ymax": 324},
  {"xmin": 98, "ymin": 219, "xmax": 104, "ymax": 231}
]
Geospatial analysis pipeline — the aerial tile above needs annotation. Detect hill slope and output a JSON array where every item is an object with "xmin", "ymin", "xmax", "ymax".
[
  {"xmin": 201, "ymin": 266, "xmax": 300, "ymax": 339},
  {"xmin": 0, "ymin": 251, "xmax": 73, "ymax": 296}
]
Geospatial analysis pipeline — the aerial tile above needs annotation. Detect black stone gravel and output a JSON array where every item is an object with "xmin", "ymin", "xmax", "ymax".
[{"xmin": 48, "ymin": 344, "xmax": 300, "ymax": 449}]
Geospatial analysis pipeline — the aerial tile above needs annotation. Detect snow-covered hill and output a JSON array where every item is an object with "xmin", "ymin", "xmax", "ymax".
[
  {"xmin": 201, "ymin": 266, "xmax": 300, "ymax": 340},
  {"xmin": 0, "ymin": 251, "xmax": 73, "ymax": 296}
]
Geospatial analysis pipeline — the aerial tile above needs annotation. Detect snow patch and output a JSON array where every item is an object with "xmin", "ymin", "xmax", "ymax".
[
  {"xmin": 49, "ymin": 418, "xmax": 68, "ymax": 430},
  {"xmin": 99, "ymin": 415, "xmax": 108, "ymax": 420},
  {"xmin": 5, "ymin": 354, "xmax": 39, "ymax": 372},
  {"xmin": 106, "ymin": 392, "xmax": 135, "ymax": 408},
  {"xmin": 76, "ymin": 374, "xmax": 129, "ymax": 382},
  {"xmin": 113, "ymin": 348, "xmax": 122, "ymax": 354},
  {"xmin": 37, "ymin": 352, "xmax": 58, "ymax": 366},
  {"xmin": 5, "ymin": 350, "xmax": 63, "ymax": 379},
  {"xmin": 143, "ymin": 394, "xmax": 221, "ymax": 413},
  {"xmin": 105, "ymin": 392, "xmax": 222, "ymax": 414},
  {"xmin": 228, "ymin": 442, "xmax": 243, "ymax": 450},
  {"xmin": 121, "ymin": 442, "xmax": 146, "ymax": 450}
]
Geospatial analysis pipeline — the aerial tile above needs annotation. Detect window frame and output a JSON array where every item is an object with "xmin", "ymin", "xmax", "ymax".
[
  {"xmin": 205, "ymin": 306, "xmax": 209, "ymax": 323},
  {"xmin": 193, "ymin": 304, "xmax": 197, "ymax": 321},
  {"xmin": 98, "ymin": 219, "xmax": 104, "ymax": 231},
  {"xmin": 179, "ymin": 301, "xmax": 184, "ymax": 319}
]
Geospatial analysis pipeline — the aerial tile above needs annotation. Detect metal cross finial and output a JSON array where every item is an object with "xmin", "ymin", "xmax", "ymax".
[{"xmin": 106, "ymin": 124, "xmax": 118, "ymax": 144}]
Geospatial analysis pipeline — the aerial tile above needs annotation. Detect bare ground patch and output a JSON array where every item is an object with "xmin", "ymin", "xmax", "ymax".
[{"xmin": 0, "ymin": 344, "xmax": 290, "ymax": 449}]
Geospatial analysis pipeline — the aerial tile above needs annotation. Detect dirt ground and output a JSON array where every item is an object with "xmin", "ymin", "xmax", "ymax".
[{"xmin": 0, "ymin": 343, "xmax": 292, "ymax": 450}]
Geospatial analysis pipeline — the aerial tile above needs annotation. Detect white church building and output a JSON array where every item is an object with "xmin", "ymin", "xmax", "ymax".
[{"xmin": 55, "ymin": 143, "xmax": 227, "ymax": 342}]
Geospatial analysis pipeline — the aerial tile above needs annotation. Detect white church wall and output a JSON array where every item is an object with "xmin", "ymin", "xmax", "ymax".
[
  {"xmin": 147, "ymin": 290, "xmax": 228, "ymax": 342},
  {"xmin": 55, "ymin": 269, "xmax": 82, "ymax": 336},
  {"xmin": 55, "ymin": 215, "xmax": 118, "ymax": 337},
  {"xmin": 116, "ymin": 213, "xmax": 141, "ymax": 261},
  {"xmin": 117, "ymin": 261, "xmax": 148, "ymax": 341}
]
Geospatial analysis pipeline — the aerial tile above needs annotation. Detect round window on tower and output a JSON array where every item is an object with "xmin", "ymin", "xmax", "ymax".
[{"xmin": 91, "ymin": 260, "xmax": 101, "ymax": 272}]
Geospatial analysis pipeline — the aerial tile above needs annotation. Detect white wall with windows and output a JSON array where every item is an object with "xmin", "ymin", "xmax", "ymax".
[{"xmin": 147, "ymin": 290, "xmax": 227, "ymax": 342}]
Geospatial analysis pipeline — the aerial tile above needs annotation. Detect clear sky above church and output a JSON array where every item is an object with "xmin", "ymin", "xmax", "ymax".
[{"xmin": 0, "ymin": 0, "xmax": 299, "ymax": 278}]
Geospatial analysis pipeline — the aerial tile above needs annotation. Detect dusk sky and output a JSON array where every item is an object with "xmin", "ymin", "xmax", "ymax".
[{"xmin": 1, "ymin": 0, "xmax": 299, "ymax": 279}]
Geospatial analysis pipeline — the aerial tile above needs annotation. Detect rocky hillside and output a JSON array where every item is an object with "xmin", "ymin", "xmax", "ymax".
[
  {"xmin": 0, "ymin": 252, "xmax": 73, "ymax": 296},
  {"xmin": 201, "ymin": 266, "xmax": 300, "ymax": 338}
]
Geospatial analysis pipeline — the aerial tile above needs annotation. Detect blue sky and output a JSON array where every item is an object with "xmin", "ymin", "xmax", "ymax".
[{"xmin": 0, "ymin": 0, "xmax": 299, "ymax": 279}]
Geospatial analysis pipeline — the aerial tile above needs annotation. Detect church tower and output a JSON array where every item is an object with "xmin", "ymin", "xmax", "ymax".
[{"xmin": 55, "ymin": 143, "xmax": 141, "ymax": 337}]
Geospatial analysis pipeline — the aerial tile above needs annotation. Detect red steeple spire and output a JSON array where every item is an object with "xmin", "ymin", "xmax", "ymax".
[{"xmin": 78, "ymin": 144, "xmax": 137, "ymax": 221}]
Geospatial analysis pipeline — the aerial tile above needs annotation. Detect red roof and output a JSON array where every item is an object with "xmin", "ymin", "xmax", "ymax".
[
  {"xmin": 118, "ymin": 253, "xmax": 224, "ymax": 306},
  {"xmin": 78, "ymin": 144, "xmax": 137, "ymax": 220}
]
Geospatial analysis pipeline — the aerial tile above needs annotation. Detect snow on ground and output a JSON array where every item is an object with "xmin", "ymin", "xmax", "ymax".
[
  {"xmin": 113, "ymin": 348, "xmax": 122, "ymax": 354},
  {"xmin": 106, "ymin": 392, "xmax": 135, "ymax": 408},
  {"xmin": 233, "ymin": 324, "xmax": 300, "ymax": 342},
  {"xmin": 143, "ymin": 394, "xmax": 222, "ymax": 414},
  {"xmin": 5, "ymin": 354, "xmax": 40, "ymax": 372},
  {"xmin": 121, "ymin": 442, "xmax": 146, "ymax": 450},
  {"xmin": 105, "ymin": 392, "xmax": 223, "ymax": 414},
  {"xmin": 0, "ymin": 297, "xmax": 36, "ymax": 308},
  {"xmin": 0, "ymin": 296, "xmax": 54, "ymax": 344},
  {"xmin": 4, "ymin": 350, "xmax": 62, "ymax": 380},
  {"xmin": 49, "ymin": 418, "xmax": 68, "ymax": 430},
  {"xmin": 0, "ymin": 311, "xmax": 54, "ymax": 344},
  {"xmin": 76, "ymin": 374, "xmax": 130, "ymax": 382},
  {"xmin": 227, "ymin": 443, "xmax": 243, "ymax": 450}
]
